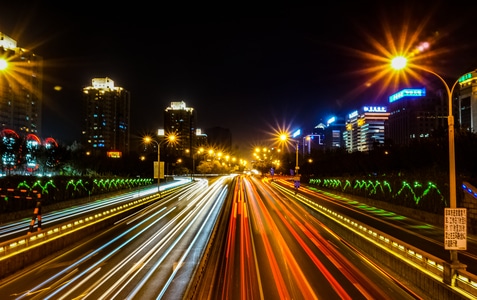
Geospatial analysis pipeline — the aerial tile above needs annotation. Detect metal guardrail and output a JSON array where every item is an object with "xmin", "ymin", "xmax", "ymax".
[
  {"xmin": 272, "ymin": 182, "xmax": 477, "ymax": 298},
  {"xmin": 0, "ymin": 187, "xmax": 181, "ymax": 260},
  {"xmin": 332, "ymin": 210, "xmax": 477, "ymax": 297}
]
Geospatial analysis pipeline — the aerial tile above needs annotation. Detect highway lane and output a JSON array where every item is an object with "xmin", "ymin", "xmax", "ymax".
[
  {"xmin": 274, "ymin": 178, "xmax": 477, "ymax": 276},
  {"xmin": 0, "ymin": 176, "xmax": 233, "ymax": 299},
  {"xmin": 2, "ymin": 173, "xmax": 474, "ymax": 299},
  {"xmin": 215, "ymin": 175, "xmax": 419, "ymax": 299},
  {"xmin": 0, "ymin": 178, "xmax": 190, "ymax": 242}
]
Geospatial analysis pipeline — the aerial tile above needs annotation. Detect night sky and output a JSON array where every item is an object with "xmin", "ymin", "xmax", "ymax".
[{"xmin": 1, "ymin": 1, "xmax": 476, "ymax": 157}]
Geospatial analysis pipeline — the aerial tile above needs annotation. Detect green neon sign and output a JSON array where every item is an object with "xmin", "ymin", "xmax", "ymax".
[{"xmin": 459, "ymin": 72, "xmax": 472, "ymax": 83}]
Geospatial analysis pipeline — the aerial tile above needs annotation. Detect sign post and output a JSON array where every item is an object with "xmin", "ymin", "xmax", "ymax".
[
  {"xmin": 293, "ymin": 175, "xmax": 300, "ymax": 195},
  {"xmin": 443, "ymin": 207, "xmax": 467, "ymax": 285}
]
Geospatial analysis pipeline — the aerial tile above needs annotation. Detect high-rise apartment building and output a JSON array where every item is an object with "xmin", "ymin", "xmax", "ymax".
[
  {"xmin": 458, "ymin": 70, "xmax": 477, "ymax": 133},
  {"xmin": 164, "ymin": 101, "xmax": 197, "ymax": 157},
  {"xmin": 81, "ymin": 77, "xmax": 130, "ymax": 157},
  {"xmin": 344, "ymin": 106, "xmax": 389, "ymax": 153},
  {"xmin": 0, "ymin": 33, "xmax": 43, "ymax": 136}
]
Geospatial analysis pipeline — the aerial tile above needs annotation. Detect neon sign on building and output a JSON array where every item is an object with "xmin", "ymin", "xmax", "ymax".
[
  {"xmin": 363, "ymin": 106, "xmax": 387, "ymax": 113},
  {"xmin": 107, "ymin": 151, "xmax": 122, "ymax": 158},
  {"xmin": 389, "ymin": 88, "xmax": 426, "ymax": 103},
  {"xmin": 459, "ymin": 72, "xmax": 472, "ymax": 83},
  {"xmin": 292, "ymin": 129, "xmax": 301, "ymax": 138}
]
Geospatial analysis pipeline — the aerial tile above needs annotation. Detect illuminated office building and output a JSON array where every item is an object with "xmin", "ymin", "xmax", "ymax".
[
  {"xmin": 164, "ymin": 101, "xmax": 197, "ymax": 157},
  {"xmin": 343, "ymin": 106, "xmax": 389, "ymax": 153},
  {"xmin": 0, "ymin": 33, "xmax": 43, "ymax": 136},
  {"xmin": 323, "ymin": 116, "xmax": 346, "ymax": 149},
  {"xmin": 303, "ymin": 122, "xmax": 325, "ymax": 155},
  {"xmin": 81, "ymin": 77, "xmax": 130, "ymax": 157},
  {"xmin": 458, "ymin": 70, "xmax": 477, "ymax": 133},
  {"xmin": 302, "ymin": 116, "xmax": 345, "ymax": 154},
  {"xmin": 385, "ymin": 88, "xmax": 447, "ymax": 146}
]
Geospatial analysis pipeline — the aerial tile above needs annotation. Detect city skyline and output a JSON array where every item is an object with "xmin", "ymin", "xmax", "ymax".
[{"xmin": 1, "ymin": 1, "xmax": 476, "ymax": 155}]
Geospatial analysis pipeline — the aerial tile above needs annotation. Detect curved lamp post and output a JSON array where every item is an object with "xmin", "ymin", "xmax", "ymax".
[{"xmin": 391, "ymin": 56, "xmax": 466, "ymax": 282}]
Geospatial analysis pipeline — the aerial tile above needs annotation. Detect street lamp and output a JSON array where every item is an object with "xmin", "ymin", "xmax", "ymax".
[
  {"xmin": 279, "ymin": 133, "xmax": 299, "ymax": 176},
  {"xmin": 0, "ymin": 58, "xmax": 8, "ymax": 71},
  {"xmin": 391, "ymin": 56, "xmax": 466, "ymax": 281},
  {"xmin": 144, "ymin": 134, "xmax": 176, "ymax": 194}
]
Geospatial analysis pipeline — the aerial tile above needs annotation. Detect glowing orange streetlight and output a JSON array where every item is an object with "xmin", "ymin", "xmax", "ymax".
[
  {"xmin": 0, "ymin": 58, "xmax": 8, "ymax": 71},
  {"xmin": 278, "ymin": 132, "xmax": 299, "ymax": 176}
]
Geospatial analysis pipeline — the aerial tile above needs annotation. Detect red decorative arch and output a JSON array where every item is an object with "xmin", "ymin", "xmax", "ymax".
[
  {"xmin": 26, "ymin": 133, "xmax": 41, "ymax": 144},
  {"xmin": 1, "ymin": 128, "xmax": 19, "ymax": 139},
  {"xmin": 44, "ymin": 137, "xmax": 58, "ymax": 149}
]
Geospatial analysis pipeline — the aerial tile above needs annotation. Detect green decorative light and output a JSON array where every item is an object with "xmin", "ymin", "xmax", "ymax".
[
  {"xmin": 32, "ymin": 179, "xmax": 56, "ymax": 194},
  {"xmin": 309, "ymin": 177, "xmax": 445, "ymax": 206}
]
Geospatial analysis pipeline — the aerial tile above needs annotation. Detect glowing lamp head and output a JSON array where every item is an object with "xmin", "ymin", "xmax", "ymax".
[
  {"xmin": 391, "ymin": 56, "xmax": 407, "ymax": 70},
  {"xmin": 0, "ymin": 58, "xmax": 7, "ymax": 71}
]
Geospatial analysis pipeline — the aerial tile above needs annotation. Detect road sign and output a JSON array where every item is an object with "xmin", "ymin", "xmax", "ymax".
[
  {"xmin": 153, "ymin": 161, "xmax": 166, "ymax": 179},
  {"xmin": 153, "ymin": 161, "xmax": 159, "ymax": 179},
  {"xmin": 444, "ymin": 208, "xmax": 467, "ymax": 250}
]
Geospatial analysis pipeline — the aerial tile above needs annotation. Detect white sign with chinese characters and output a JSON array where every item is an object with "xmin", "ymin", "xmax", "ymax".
[{"xmin": 444, "ymin": 208, "xmax": 467, "ymax": 250}]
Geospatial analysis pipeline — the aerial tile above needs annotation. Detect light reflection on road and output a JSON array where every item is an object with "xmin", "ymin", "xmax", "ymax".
[
  {"xmin": 220, "ymin": 175, "xmax": 417, "ymax": 300},
  {"xmin": 0, "ymin": 176, "xmax": 232, "ymax": 299}
]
